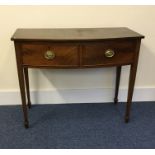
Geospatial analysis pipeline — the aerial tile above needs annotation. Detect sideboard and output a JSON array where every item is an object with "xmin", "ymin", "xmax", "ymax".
[{"xmin": 11, "ymin": 28, "xmax": 144, "ymax": 128}]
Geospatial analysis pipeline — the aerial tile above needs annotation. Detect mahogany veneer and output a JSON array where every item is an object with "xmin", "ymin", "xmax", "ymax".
[{"xmin": 11, "ymin": 28, "xmax": 144, "ymax": 128}]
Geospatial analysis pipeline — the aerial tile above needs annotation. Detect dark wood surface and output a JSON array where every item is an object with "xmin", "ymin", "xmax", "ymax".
[
  {"xmin": 11, "ymin": 27, "xmax": 144, "ymax": 41},
  {"xmin": 114, "ymin": 66, "xmax": 122, "ymax": 104},
  {"xmin": 20, "ymin": 39, "xmax": 136, "ymax": 68},
  {"xmin": 125, "ymin": 39, "xmax": 141, "ymax": 122},
  {"xmin": 14, "ymin": 42, "xmax": 29, "ymax": 128},
  {"xmin": 11, "ymin": 28, "xmax": 144, "ymax": 128},
  {"xmin": 82, "ymin": 39, "xmax": 136, "ymax": 67},
  {"xmin": 22, "ymin": 43, "xmax": 79, "ymax": 67},
  {"xmin": 23, "ymin": 68, "xmax": 31, "ymax": 109}
]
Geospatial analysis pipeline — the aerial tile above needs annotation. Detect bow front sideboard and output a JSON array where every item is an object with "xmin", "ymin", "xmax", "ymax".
[{"xmin": 11, "ymin": 28, "xmax": 144, "ymax": 128}]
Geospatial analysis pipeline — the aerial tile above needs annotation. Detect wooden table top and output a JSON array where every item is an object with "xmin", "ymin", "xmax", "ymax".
[{"xmin": 11, "ymin": 27, "xmax": 144, "ymax": 41}]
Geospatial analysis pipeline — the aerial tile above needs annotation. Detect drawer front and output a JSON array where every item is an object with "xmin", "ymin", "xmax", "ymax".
[
  {"xmin": 21, "ymin": 43, "xmax": 79, "ymax": 67},
  {"xmin": 82, "ymin": 40, "xmax": 137, "ymax": 67}
]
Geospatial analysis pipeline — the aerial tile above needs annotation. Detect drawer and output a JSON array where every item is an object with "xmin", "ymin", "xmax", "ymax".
[
  {"xmin": 82, "ymin": 40, "xmax": 137, "ymax": 67},
  {"xmin": 21, "ymin": 43, "xmax": 79, "ymax": 67}
]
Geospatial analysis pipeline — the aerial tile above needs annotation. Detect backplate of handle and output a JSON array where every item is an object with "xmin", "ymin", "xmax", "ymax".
[
  {"xmin": 44, "ymin": 50, "xmax": 55, "ymax": 60},
  {"xmin": 104, "ymin": 49, "xmax": 115, "ymax": 58}
]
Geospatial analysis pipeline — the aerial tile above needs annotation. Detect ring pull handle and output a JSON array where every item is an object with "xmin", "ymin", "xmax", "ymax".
[
  {"xmin": 105, "ymin": 49, "xmax": 115, "ymax": 58},
  {"xmin": 44, "ymin": 50, "xmax": 55, "ymax": 60}
]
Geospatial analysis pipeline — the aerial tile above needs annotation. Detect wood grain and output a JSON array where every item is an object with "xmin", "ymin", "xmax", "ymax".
[
  {"xmin": 82, "ymin": 39, "xmax": 136, "ymax": 67},
  {"xmin": 11, "ymin": 27, "xmax": 144, "ymax": 41},
  {"xmin": 22, "ymin": 43, "xmax": 79, "ymax": 67},
  {"xmin": 11, "ymin": 28, "xmax": 144, "ymax": 128}
]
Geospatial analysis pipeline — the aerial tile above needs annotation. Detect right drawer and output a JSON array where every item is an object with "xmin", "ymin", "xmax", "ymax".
[{"xmin": 82, "ymin": 39, "xmax": 137, "ymax": 67}]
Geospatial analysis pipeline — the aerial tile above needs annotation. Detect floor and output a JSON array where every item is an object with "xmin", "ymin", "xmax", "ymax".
[{"xmin": 0, "ymin": 102, "xmax": 155, "ymax": 149}]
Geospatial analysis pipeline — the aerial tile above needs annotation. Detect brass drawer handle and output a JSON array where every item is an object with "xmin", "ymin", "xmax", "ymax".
[
  {"xmin": 44, "ymin": 50, "xmax": 55, "ymax": 60},
  {"xmin": 105, "ymin": 49, "xmax": 115, "ymax": 58}
]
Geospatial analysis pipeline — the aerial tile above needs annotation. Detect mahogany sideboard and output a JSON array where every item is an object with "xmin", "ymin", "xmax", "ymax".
[{"xmin": 11, "ymin": 28, "xmax": 144, "ymax": 128}]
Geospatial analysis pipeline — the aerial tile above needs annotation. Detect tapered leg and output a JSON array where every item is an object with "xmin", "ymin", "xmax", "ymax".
[
  {"xmin": 14, "ymin": 42, "xmax": 29, "ymax": 128},
  {"xmin": 114, "ymin": 66, "xmax": 122, "ymax": 104},
  {"xmin": 17, "ymin": 67, "xmax": 29, "ymax": 128},
  {"xmin": 24, "ymin": 68, "xmax": 31, "ymax": 109},
  {"xmin": 125, "ymin": 64, "xmax": 137, "ymax": 123}
]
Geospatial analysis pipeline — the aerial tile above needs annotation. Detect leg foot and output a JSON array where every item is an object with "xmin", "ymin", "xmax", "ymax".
[
  {"xmin": 125, "ymin": 117, "xmax": 129, "ymax": 123},
  {"xmin": 114, "ymin": 98, "xmax": 118, "ymax": 104},
  {"xmin": 28, "ymin": 102, "xmax": 31, "ymax": 109},
  {"xmin": 24, "ymin": 121, "xmax": 29, "ymax": 128}
]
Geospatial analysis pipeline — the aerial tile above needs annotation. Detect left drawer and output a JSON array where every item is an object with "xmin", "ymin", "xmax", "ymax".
[{"xmin": 21, "ymin": 43, "xmax": 80, "ymax": 68}]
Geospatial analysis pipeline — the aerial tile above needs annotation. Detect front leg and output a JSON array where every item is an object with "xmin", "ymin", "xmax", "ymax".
[
  {"xmin": 15, "ymin": 43, "xmax": 29, "ymax": 128},
  {"xmin": 125, "ymin": 64, "xmax": 137, "ymax": 123},
  {"xmin": 125, "ymin": 40, "xmax": 141, "ymax": 123},
  {"xmin": 17, "ymin": 66, "xmax": 29, "ymax": 128}
]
